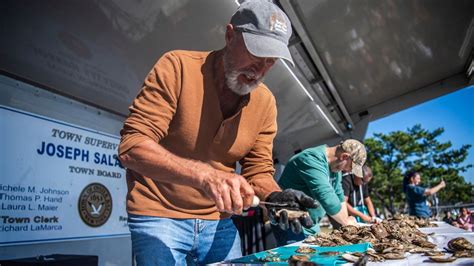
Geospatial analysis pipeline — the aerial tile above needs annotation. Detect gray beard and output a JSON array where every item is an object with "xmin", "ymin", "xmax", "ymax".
[{"xmin": 223, "ymin": 53, "xmax": 264, "ymax": 95}]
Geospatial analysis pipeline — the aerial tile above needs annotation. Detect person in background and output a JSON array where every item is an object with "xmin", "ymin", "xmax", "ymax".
[
  {"xmin": 457, "ymin": 207, "xmax": 473, "ymax": 231},
  {"xmin": 118, "ymin": 2, "xmax": 316, "ymax": 265},
  {"xmin": 442, "ymin": 210, "xmax": 456, "ymax": 225},
  {"xmin": 451, "ymin": 208, "xmax": 459, "ymax": 219},
  {"xmin": 271, "ymin": 139, "xmax": 366, "ymax": 246},
  {"xmin": 342, "ymin": 165, "xmax": 380, "ymax": 223},
  {"xmin": 402, "ymin": 171, "xmax": 446, "ymax": 218}
]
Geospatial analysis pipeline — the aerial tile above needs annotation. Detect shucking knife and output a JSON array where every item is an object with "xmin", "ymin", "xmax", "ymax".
[{"xmin": 251, "ymin": 195, "xmax": 289, "ymax": 208}]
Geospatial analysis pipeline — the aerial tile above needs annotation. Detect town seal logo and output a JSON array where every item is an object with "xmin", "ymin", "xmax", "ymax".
[{"xmin": 78, "ymin": 183, "xmax": 112, "ymax": 227}]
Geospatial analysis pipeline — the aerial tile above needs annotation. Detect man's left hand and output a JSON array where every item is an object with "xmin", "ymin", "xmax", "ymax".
[{"xmin": 265, "ymin": 189, "xmax": 319, "ymax": 234}]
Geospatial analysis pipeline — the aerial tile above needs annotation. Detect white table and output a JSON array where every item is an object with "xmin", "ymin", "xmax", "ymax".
[
  {"xmin": 216, "ymin": 222, "xmax": 473, "ymax": 265},
  {"xmin": 284, "ymin": 222, "xmax": 473, "ymax": 265},
  {"xmin": 367, "ymin": 222, "xmax": 474, "ymax": 265}
]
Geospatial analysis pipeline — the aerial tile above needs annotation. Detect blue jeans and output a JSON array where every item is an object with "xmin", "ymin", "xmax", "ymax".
[{"xmin": 128, "ymin": 214, "xmax": 242, "ymax": 266}]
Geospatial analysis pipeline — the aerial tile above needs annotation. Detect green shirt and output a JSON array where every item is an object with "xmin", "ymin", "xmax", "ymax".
[{"xmin": 278, "ymin": 145, "xmax": 344, "ymax": 234}]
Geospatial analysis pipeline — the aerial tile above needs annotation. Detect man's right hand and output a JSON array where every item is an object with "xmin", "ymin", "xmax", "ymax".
[
  {"xmin": 119, "ymin": 140, "xmax": 254, "ymax": 215},
  {"xmin": 331, "ymin": 203, "xmax": 358, "ymax": 227},
  {"xmin": 200, "ymin": 168, "xmax": 254, "ymax": 215}
]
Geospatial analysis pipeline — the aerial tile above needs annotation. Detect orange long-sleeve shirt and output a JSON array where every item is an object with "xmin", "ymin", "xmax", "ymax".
[{"xmin": 119, "ymin": 50, "xmax": 281, "ymax": 220}]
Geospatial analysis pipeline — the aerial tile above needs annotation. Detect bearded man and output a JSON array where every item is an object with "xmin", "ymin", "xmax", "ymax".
[{"xmin": 118, "ymin": 2, "xmax": 316, "ymax": 265}]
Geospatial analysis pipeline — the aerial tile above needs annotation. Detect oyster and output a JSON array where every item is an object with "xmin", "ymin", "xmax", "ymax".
[
  {"xmin": 303, "ymin": 235, "xmax": 317, "ymax": 243},
  {"xmin": 302, "ymin": 215, "xmax": 438, "ymax": 261},
  {"xmin": 258, "ymin": 250, "xmax": 281, "ymax": 262},
  {"xmin": 303, "ymin": 233, "xmax": 337, "ymax": 246},
  {"xmin": 423, "ymin": 250, "xmax": 445, "ymax": 256},
  {"xmin": 453, "ymin": 250, "xmax": 474, "ymax": 258},
  {"xmin": 371, "ymin": 223, "xmax": 388, "ymax": 239},
  {"xmin": 258, "ymin": 254, "xmax": 281, "ymax": 262},
  {"xmin": 392, "ymin": 214, "xmax": 405, "ymax": 220},
  {"xmin": 382, "ymin": 247, "xmax": 404, "ymax": 254},
  {"xmin": 414, "ymin": 217, "xmax": 438, "ymax": 227},
  {"xmin": 429, "ymin": 255, "xmax": 457, "ymax": 263},
  {"xmin": 342, "ymin": 253, "xmax": 359, "ymax": 262},
  {"xmin": 296, "ymin": 246, "xmax": 316, "ymax": 254},
  {"xmin": 412, "ymin": 239, "xmax": 437, "ymax": 248},
  {"xmin": 341, "ymin": 225, "xmax": 359, "ymax": 235},
  {"xmin": 358, "ymin": 237, "xmax": 377, "ymax": 245},
  {"xmin": 351, "ymin": 252, "xmax": 365, "ymax": 257},
  {"xmin": 366, "ymin": 249, "xmax": 385, "ymax": 262},
  {"xmin": 342, "ymin": 232, "xmax": 361, "ymax": 243},
  {"xmin": 372, "ymin": 242, "xmax": 403, "ymax": 253},
  {"xmin": 382, "ymin": 252, "xmax": 405, "ymax": 260},
  {"xmin": 275, "ymin": 209, "xmax": 310, "ymax": 220},
  {"xmin": 447, "ymin": 237, "xmax": 474, "ymax": 251},
  {"xmin": 289, "ymin": 255, "xmax": 309, "ymax": 260},
  {"xmin": 288, "ymin": 254, "xmax": 317, "ymax": 266},
  {"xmin": 319, "ymin": 251, "xmax": 340, "ymax": 256}
]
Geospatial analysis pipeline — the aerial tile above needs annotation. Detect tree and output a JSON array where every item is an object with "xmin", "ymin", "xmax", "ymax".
[{"xmin": 365, "ymin": 124, "xmax": 473, "ymax": 217}]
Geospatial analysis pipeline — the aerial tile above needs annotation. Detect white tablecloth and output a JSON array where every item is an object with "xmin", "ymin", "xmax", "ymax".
[
  {"xmin": 287, "ymin": 222, "xmax": 474, "ymax": 265},
  {"xmin": 216, "ymin": 222, "xmax": 474, "ymax": 265},
  {"xmin": 367, "ymin": 222, "xmax": 474, "ymax": 266}
]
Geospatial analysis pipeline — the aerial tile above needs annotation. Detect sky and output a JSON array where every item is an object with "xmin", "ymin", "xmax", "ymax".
[{"xmin": 365, "ymin": 85, "xmax": 474, "ymax": 184}]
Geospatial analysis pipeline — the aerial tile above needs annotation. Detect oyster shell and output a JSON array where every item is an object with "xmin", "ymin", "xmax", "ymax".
[
  {"xmin": 371, "ymin": 223, "xmax": 388, "ymax": 239},
  {"xmin": 258, "ymin": 254, "xmax": 281, "ymax": 262},
  {"xmin": 275, "ymin": 209, "xmax": 310, "ymax": 220},
  {"xmin": 342, "ymin": 253, "xmax": 359, "ymax": 262},
  {"xmin": 295, "ymin": 246, "xmax": 316, "ymax": 254},
  {"xmin": 302, "ymin": 215, "xmax": 439, "ymax": 261},
  {"xmin": 341, "ymin": 225, "xmax": 359, "ymax": 235},
  {"xmin": 447, "ymin": 237, "xmax": 474, "ymax": 251},
  {"xmin": 412, "ymin": 239, "xmax": 437, "ymax": 249},
  {"xmin": 453, "ymin": 250, "xmax": 474, "ymax": 258},
  {"xmin": 319, "ymin": 251, "xmax": 341, "ymax": 256},
  {"xmin": 288, "ymin": 254, "xmax": 317, "ymax": 266},
  {"xmin": 382, "ymin": 252, "xmax": 405, "ymax": 260},
  {"xmin": 366, "ymin": 249, "xmax": 385, "ymax": 262},
  {"xmin": 429, "ymin": 255, "xmax": 457, "ymax": 263},
  {"xmin": 423, "ymin": 250, "xmax": 445, "ymax": 256}
]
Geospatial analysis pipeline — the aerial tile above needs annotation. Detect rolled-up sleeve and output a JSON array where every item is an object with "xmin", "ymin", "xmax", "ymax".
[
  {"xmin": 297, "ymin": 155, "xmax": 342, "ymax": 216},
  {"xmin": 119, "ymin": 52, "xmax": 182, "ymax": 155}
]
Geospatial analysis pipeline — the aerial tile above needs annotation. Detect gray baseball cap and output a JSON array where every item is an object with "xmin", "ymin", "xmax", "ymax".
[{"xmin": 230, "ymin": 1, "xmax": 294, "ymax": 66}]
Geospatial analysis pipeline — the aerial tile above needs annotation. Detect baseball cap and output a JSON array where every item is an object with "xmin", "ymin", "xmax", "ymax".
[
  {"xmin": 340, "ymin": 139, "xmax": 367, "ymax": 178},
  {"xmin": 230, "ymin": 1, "xmax": 294, "ymax": 66}
]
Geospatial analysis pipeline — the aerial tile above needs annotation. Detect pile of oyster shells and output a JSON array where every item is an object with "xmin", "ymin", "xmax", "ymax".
[{"xmin": 302, "ymin": 215, "xmax": 473, "ymax": 263}]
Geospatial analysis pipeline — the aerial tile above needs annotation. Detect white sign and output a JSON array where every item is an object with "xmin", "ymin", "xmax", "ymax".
[{"xmin": 0, "ymin": 106, "xmax": 129, "ymax": 246}]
